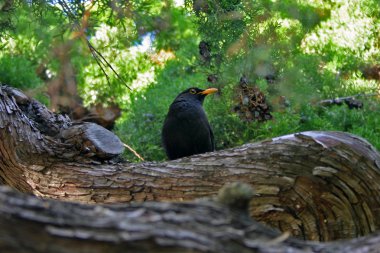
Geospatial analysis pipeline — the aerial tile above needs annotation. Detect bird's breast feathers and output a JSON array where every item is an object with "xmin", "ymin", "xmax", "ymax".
[{"xmin": 169, "ymin": 101, "xmax": 205, "ymax": 118}]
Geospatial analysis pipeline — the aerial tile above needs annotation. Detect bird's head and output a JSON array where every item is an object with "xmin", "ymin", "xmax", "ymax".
[{"xmin": 176, "ymin": 87, "xmax": 218, "ymax": 104}]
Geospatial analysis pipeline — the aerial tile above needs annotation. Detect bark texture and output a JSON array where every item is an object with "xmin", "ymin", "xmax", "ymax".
[
  {"xmin": 1, "ymin": 85, "xmax": 380, "ymax": 250},
  {"xmin": 1, "ymin": 185, "xmax": 380, "ymax": 253}
]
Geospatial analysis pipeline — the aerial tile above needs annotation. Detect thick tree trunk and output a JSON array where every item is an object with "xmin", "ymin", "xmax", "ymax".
[{"xmin": 1, "ymin": 85, "xmax": 380, "ymax": 250}]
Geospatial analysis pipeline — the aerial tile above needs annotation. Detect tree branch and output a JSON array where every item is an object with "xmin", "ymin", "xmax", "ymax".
[{"xmin": 1, "ymin": 86, "xmax": 380, "ymax": 243}]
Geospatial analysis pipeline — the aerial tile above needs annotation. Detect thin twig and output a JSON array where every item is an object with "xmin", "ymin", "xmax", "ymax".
[
  {"xmin": 56, "ymin": 0, "xmax": 131, "ymax": 90},
  {"xmin": 57, "ymin": 0, "xmax": 76, "ymax": 21},
  {"xmin": 123, "ymin": 143, "xmax": 145, "ymax": 161},
  {"xmin": 87, "ymin": 40, "xmax": 132, "ymax": 90},
  {"xmin": 318, "ymin": 93, "xmax": 378, "ymax": 107},
  {"xmin": 87, "ymin": 41, "xmax": 113, "ymax": 86}
]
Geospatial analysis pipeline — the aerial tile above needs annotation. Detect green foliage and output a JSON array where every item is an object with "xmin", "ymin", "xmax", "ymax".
[
  {"xmin": 2, "ymin": 0, "xmax": 380, "ymax": 162},
  {"xmin": 77, "ymin": 38, "xmax": 153, "ymax": 107},
  {"xmin": 0, "ymin": 2, "xmax": 66, "ymax": 90},
  {"xmin": 0, "ymin": 55, "xmax": 42, "ymax": 89},
  {"xmin": 298, "ymin": 100, "xmax": 380, "ymax": 149},
  {"xmin": 302, "ymin": 0, "xmax": 380, "ymax": 71},
  {"xmin": 1, "ymin": 4, "xmax": 66, "ymax": 60},
  {"xmin": 77, "ymin": 3, "xmax": 200, "ymax": 107}
]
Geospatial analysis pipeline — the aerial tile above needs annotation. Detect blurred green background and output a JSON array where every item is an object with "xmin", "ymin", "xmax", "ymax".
[{"xmin": 1, "ymin": 0, "xmax": 380, "ymax": 161}]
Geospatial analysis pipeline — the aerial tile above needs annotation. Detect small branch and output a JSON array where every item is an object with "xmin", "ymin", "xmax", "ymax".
[
  {"xmin": 123, "ymin": 143, "xmax": 144, "ymax": 161},
  {"xmin": 317, "ymin": 93, "xmax": 378, "ymax": 109},
  {"xmin": 56, "ymin": 0, "xmax": 132, "ymax": 90},
  {"xmin": 87, "ymin": 40, "xmax": 132, "ymax": 90},
  {"xmin": 87, "ymin": 40, "xmax": 113, "ymax": 86}
]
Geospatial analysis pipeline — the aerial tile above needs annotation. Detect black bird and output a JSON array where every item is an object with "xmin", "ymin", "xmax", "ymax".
[{"xmin": 162, "ymin": 87, "xmax": 218, "ymax": 160}]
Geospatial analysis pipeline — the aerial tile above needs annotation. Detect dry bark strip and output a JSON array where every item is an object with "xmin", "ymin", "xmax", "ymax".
[{"xmin": 1, "ymin": 85, "xmax": 380, "ymax": 246}]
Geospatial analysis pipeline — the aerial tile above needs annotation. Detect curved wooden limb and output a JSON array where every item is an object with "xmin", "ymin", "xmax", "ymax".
[{"xmin": 1, "ymin": 86, "xmax": 380, "ymax": 242}]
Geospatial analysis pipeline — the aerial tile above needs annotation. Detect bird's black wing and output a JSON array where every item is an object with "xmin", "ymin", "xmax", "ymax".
[{"xmin": 194, "ymin": 110, "xmax": 215, "ymax": 153}]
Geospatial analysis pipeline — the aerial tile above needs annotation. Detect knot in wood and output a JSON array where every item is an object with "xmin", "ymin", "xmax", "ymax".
[{"xmin": 217, "ymin": 182, "xmax": 254, "ymax": 211}]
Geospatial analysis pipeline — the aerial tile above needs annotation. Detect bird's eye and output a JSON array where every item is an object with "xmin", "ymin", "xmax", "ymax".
[{"xmin": 189, "ymin": 89, "xmax": 197, "ymax": 94}]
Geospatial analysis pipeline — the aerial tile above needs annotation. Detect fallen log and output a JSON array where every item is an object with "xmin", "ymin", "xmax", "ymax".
[
  {"xmin": 1, "ymin": 184, "xmax": 380, "ymax": 253},
  {"xmin": 1, "ymin": 85, "xmax": 380, "ymax": 245}
]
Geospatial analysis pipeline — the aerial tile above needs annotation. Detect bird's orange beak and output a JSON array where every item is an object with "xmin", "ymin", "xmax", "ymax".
[{"xmin": 199, "ymin": 88, "xmax": 218, "ymax": 95}]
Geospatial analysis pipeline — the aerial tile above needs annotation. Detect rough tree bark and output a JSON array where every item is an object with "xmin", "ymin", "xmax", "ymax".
[
  {"xmin": 2, "ymin": 184, "xmax": 380, "ymax": 253},
  {"xmin": 1, "ymin": 85, "xmax": 380, "ymax": 252}
]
